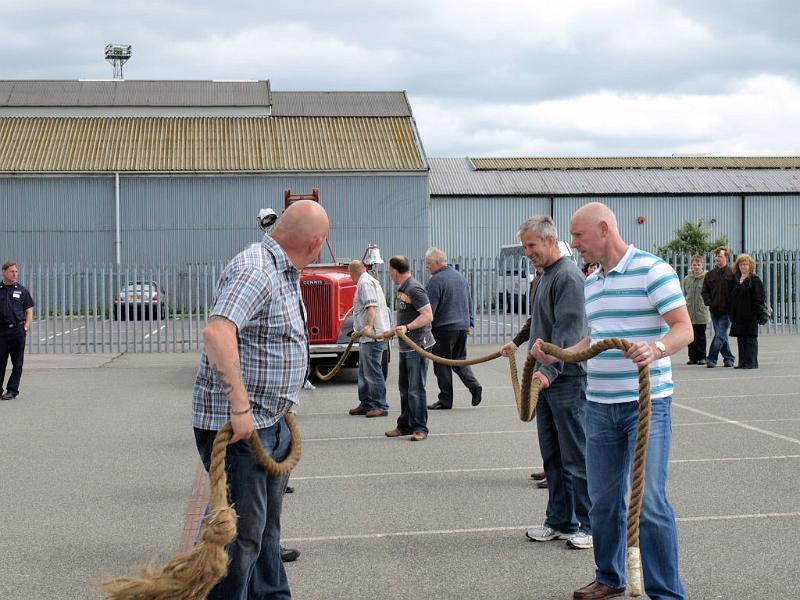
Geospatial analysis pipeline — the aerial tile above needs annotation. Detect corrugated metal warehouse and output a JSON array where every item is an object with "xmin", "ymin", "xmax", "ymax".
[
  {"xmin": 430, "ymin": 157, "xmax": 800, "ymax": 257},
  {"xmin": 0, "ymin": 80, "xmax": 429, "ymax": 264},
  {"xmin": 4, "ymin": 79, "xmax": 800, "ymax": 265}
]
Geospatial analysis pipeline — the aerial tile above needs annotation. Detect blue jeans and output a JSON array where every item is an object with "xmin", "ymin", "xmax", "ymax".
[
  {"xmin": 707, "ymin": 312, "xmax": 735, "ymax": 365},
  {"xmin": 194, "ymin": 418, "xmax": 293, "ymax": 600},
  {"xmin": 537, "ymin": 375, "xmax": 591, "ymax": 535},
  {"xmin": 397, "ymin": 350, "xmax": 429, "ymax": 434},
  {"xmin": 357, "ymin": 340, "xmax": 388, "ymax": 411},
  {"xmin": 584, "ymin": 398, "xmax": 686, "ymax": 600}
]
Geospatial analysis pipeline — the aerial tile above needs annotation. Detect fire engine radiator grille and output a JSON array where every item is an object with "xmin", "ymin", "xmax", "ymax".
[{"xmin": 301, "ymin": 280, "xmax": 335, "ymax": 342}]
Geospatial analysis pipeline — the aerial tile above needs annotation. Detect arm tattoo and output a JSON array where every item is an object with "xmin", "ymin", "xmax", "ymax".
[{"xmin": 210, "ymin": 360, "xmax": 241, "ymax": 395}]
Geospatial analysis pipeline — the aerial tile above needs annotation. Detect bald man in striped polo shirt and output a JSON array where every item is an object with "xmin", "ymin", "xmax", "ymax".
[{"xmin": 534, "ymin": 202, "xmax": 693, "ymax": 600}]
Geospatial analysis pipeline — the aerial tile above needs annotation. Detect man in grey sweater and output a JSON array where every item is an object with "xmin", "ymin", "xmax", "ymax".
[
  {"xmin": 425, "ymin": 247, "xmax": 482, "ymax": 409},
  {"xmin": 500, "ymin": 215, "xmax": 592, "ymax": 550}
]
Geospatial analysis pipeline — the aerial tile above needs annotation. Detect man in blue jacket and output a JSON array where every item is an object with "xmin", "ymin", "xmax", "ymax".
[{"xmin": 425, "ymin": 247, "xmax": 483, "ymax": 410}]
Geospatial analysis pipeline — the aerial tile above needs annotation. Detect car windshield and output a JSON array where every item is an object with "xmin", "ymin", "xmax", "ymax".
[
  {"xmin": 122, "ymin": 282, "xmax": 159, "ymax": 294},
  {"xmin": 498, "ymin": 246, "xmax": 528, "ymax": 276}
]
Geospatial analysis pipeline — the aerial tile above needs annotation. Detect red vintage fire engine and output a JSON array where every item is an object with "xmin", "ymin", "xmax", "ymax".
[{"xmin": 270, "ymin": 189, "xmax": 388, "ymax": 378}]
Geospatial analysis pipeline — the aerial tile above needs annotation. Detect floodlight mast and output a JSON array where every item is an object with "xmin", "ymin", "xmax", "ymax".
[{"xmin": 104, "ymin": 44, "xmax": 132, "ymax": 80}]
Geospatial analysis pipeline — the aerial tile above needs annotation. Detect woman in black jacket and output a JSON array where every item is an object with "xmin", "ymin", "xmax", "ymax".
[{"xmin": 729, "ymin": 254, "xmax": 765, "ymax": 369}]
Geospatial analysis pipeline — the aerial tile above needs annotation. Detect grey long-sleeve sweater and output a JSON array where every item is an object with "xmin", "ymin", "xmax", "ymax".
[{"xmin": 513, "ymin": 256, "xmax": 587, "ymax": 384}]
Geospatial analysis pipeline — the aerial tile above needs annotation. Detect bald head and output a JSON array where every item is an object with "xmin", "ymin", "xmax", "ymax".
[
  {"xmin": 572, "ymin": 202, "xmax": 618, "ymax": 233},
  {"xmin": 348, "ymin": 259, "xmax": 366, "ymax": 283},
  {"xmin": 570, "ymin": 202, "xmax": 627, "ymax": 270},
  {"xmin": 272, "ymin": 200, "xmax": 330, "ymax": 269}
]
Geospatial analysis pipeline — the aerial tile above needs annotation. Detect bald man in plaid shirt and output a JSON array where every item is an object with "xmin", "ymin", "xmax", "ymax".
[{"xmin": 193, "ymin": 200, "xmax": 329, "ymax": 599}]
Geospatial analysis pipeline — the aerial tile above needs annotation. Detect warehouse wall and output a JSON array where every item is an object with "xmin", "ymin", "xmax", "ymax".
[{"xmin": 0, "ymin": 173, "xmax": 429, "ymax": 265}]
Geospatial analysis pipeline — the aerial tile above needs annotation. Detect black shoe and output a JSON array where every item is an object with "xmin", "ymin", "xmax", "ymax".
[
  {"xmin": 696, "ymin": 360, "xmax": 707, "ymax": 365},
  {"xmin": 471, "ymin": 386, "xmax": 483, "ymax": 407},
  {"xmin": 427, "ymin": 401, "xmax": 451, "ymax": 410},
  {"xmin": 686, "ymin": 360, "xmax": 695, "ymax": 365},
  {"xmin": 281, "ymin": 547, "xmax": 301, "ymax": 562},
  {"xmin": 723, "ymin": 361, "xmax": 734, "ymax": 368},
  {"xmin": 706, "ymin": 362, "xmax": 716, "ymax": 368},
  {"xmin": 285, "ymin": 485, "xmax": 294, "ymax": 494},
  {"xmin": 0, "ymin": 392, "xmax": 17, "ymax": 400}
]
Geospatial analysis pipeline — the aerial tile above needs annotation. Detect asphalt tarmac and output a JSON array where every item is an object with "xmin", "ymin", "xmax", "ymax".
[{"xmin": 1, "ymin": 336, "xmax": 798, "ymax": 599}]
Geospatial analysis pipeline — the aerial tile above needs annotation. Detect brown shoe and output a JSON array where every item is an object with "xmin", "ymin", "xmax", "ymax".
[
  {"xmin": 366, "ymin": 409, "xmax": 388, "ymax": 418},
  {"xmin": 410, "ymin": 431, "xmax": 428, "ymax": 441},
  {"xmin": 385, "ymin": 427, "xmax": 412, "ymax": 437},
  {"xmin": 573, "ymin": 580, "xmax": 625, "ymax": 600},
  {"xmin": 349, "ymin": 406, "xmax": 369, "ymax": 416}
]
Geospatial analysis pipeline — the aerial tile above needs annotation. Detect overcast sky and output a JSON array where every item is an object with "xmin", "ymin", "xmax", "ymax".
[{"xmin": 2, "ymin": 0, "xmax": 798, "ymax": 157}]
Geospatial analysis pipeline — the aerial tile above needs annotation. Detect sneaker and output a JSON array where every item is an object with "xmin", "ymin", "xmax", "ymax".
[
  {"xmin": 565, "ymin": 531, "xmax": 593, "ymax": 549},
  {"xmin": 723, "ymin": 361, "xmax": 734, "ymax": 368},
  {"xmin": 535, "ymin": 478, "xmax": 548, "ymax": 489},
  {"xmin": 525, "ymin": 525, "xmax": 569, "ymax": 542}
]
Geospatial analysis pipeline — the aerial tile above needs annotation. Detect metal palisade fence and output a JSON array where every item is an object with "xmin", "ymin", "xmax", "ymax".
[{"xmin": 18, "ymin": 251, "xmax": 800, "ymax": 354}]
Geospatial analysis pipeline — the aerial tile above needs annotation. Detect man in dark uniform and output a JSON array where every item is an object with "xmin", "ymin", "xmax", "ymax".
[{"xmin": 1, "ymin": 261, "xmax": 34, "ymax": 400}]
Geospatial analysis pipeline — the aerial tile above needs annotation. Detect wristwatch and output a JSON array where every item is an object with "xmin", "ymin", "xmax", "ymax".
[{"xmin": 654, "ymin": 341, "xmax": 667, "ymax": 358}]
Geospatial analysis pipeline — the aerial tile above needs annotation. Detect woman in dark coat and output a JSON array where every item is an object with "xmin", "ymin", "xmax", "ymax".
[{"xmin": 729, "ymin": 253, "xmax": 765, "ymax": 369}]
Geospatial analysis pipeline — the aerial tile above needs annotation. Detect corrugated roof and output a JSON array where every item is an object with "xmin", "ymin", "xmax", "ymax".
[
  {"xmin": 271, "ymin": 92, "xmax": 411, "ymax": 117},
  {"xmin": 430, "ymin": 158, "xmax": 800, "ymax": 195},
  {"xmin": 471, "ymin": 157, "xmax": 800, "ymax": 170},
  {"xmin": 0, "ymin": 117, "xmax": 425, "ymax": 172},
  {"xmin": 0, "ymin": 80, "xmax": 271, "ymax": 107}
]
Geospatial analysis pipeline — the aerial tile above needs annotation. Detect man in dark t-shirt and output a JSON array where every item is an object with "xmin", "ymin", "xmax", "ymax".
[{"xmin": 384, "ymin": 256, "xmax": 434, "ymax": 441}]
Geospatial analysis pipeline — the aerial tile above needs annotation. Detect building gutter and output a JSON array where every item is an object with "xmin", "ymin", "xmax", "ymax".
[{"xmin": 115, "ymin": 172, "xmax": 121, "ymax": 265}]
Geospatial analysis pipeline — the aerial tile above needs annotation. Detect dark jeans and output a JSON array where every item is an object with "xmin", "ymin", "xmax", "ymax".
[
  {"xmin": 397, "ymin": 350, "xmax": 429, "ymax": 434},
  {"xmin": 585, "ymin": 398, "xmax": 685, "ymax": 600},
  {"xmin": 687, "ymin": 324, "xmax": 707, "ymax": 363},
  {"xmin": 707, "ymin": 312, "xmax": 735, "ymax": 365},
  {"xmin": 537, "ymin": 375, "xmax": 591, "ymax": 534},
  {"xmin": 357, "ymin": 340, "xmax": 389, "ymax": 411},
  {"xmin": 194, "ymin": 417, "xmax": 293, "ymax": 600},
  {"xmin": 0, "ymin": 323, "xmax": 26, "ymax": 395},
  {"xmin": 431, "ymin": 328, "xmax": 481, "ymax": 408},
  {"xmin": 736, "ymin": 335, "xmax": 759, "ymax": 368}
]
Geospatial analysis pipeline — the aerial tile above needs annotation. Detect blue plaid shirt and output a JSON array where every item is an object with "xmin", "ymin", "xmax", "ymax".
[{"xmin": 192, "ymin": 235, "xmax": 309, "ymax": 431}]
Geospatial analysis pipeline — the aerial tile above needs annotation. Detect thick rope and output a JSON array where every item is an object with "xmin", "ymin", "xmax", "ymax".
[
  {"xmin": 317, "ymin": 329, "xmax": 542, "ymax": 421},
  {"xmin": 537, "ymin": 338, "xmax": 650, "ymax": 597},
  {"xmin": 102, "ymin": 412, "xmax": 303, "ymax": 600},
  {"xmin": 326, "ymin": 331, "xmax": 649, "ymax": 595}
]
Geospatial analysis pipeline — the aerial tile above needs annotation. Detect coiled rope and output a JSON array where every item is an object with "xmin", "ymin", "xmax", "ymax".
[
  {"xmin": 317, "ymin": 331, "xmax": 649, "ymax": 596},
  {"xmin": 102, "ymin": 412, "xmax": 303, "ymax": 600}
]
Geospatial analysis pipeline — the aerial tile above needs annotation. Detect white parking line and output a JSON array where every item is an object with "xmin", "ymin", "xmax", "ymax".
[
  {"xmin": 673, "ymin": 402, "xmax": 800, "ymax": 446},
  {"xmin": 282, "ymin": 511, "xmax": 800, "ymax": 543},
  {"xmin": 38, "ymin": 326, "xmax": 85, "ymax": 342},
  {"xmin": 290, "ymin": 454, "xmax": 800, "ymax": 481},
  {"xmin": 143, "ymin": 324, "xmax": 167, "ymax": 340},
  {"xmin": 302, "ymin": 416, "xmax": 800, "ymax": 441}
]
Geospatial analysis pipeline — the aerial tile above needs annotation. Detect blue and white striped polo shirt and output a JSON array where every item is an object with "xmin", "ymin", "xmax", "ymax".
[{"xmin": 584, "ymin": 245, "xmax": 686, "ymax": 404}]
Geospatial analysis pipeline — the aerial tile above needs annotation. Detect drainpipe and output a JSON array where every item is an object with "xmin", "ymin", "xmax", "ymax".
[
  {"xmin": 115, "ymin": 172, "xmax": 121, "ymax": 265},
  {"xmin": 740, "ymin": 194, "xmax": 746, "ymax": 253}
]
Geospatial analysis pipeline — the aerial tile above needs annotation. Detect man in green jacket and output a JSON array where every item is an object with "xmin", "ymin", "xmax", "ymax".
[{"xmin": 682, "ymin": 255, "xmax": 710, "ymax": 365}]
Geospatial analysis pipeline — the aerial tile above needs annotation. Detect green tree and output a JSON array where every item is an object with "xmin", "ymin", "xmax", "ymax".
[{"xmin": 656, "ymin": 220, "xmax": 728, "ymax": 255}]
